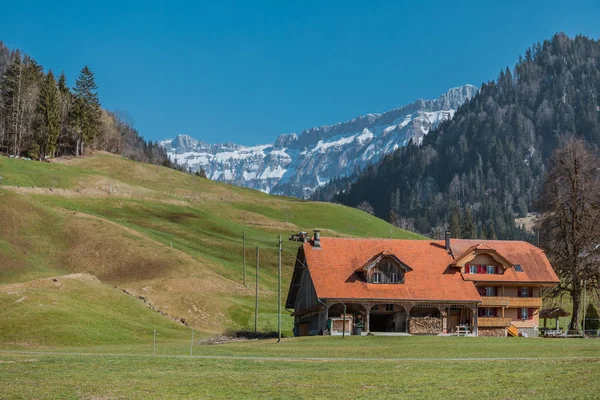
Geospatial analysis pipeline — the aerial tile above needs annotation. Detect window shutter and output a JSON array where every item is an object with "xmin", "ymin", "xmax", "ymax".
[
  {"xmin": 517, "ymin": 288, "xmax": 521, "ymax": 298},
  {"xmin": 528, "ymin": 308, "xmax": 534, "ymax": 320},
  {"xmin": 495, "ymin": 266, "xmax": 498, "ymax": 274},
  {"xmin": 478, "ymin": 265, "xmax": 482, "ymax": 274},
  {"xmin": 529, "ymin": 288, "xmax": 533, "ymax": 297},
  {"xmin": 493, "ymin": 308, "xmax": 497, "ymax": 317}
]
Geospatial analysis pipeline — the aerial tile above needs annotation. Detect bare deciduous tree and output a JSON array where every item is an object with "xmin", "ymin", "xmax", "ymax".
[
  {"xmin": 536, "ymin": 138, "xmax": 600, "ymax": 330},
  {"xmin": 357, "ymin": 201, "xmax": 375, "ymax": 215}
]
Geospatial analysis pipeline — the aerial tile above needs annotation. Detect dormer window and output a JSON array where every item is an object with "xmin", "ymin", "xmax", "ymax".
[
  {"xmin": 357, "ymin": 251, "xmax": 412, "ymax": 284},
  {"xmin": 469, "ymin": 265, "xmax": 477, "ymax": 274},
  {"xmin": 486, "ymin": 265, "xmax": 496, "ymax": 274},
  {"xmin": 373, "ymin": 269, "xmax": 382, "ymax": 284}
]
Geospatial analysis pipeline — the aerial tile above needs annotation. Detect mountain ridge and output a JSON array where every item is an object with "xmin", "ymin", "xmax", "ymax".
[{"xmin": 160, "ymin": 84, "xmax": 477, "ymax": 197}]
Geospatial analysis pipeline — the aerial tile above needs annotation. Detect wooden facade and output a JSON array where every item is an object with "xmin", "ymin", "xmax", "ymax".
[{"xmin": 286, "ymin": 233, "xmax": 559, "ymax": 338}]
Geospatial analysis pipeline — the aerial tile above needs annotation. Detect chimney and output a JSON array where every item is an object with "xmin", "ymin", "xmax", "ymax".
[
  {"xmin": 445, "ymin": 231, "xmax": 451, "ymax": 252},
  {"xmin": 313, "ymin": 229, "xmax": 321, "ymax": 248}
]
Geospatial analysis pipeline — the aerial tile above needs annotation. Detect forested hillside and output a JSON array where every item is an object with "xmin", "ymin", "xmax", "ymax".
[
  {"xmin": 333, "ymin": 33, "xmax": 600, "ymax": 240},
  {"xmin": 0, "ymin": 41, "xmax": 171, "ymax": 166}
]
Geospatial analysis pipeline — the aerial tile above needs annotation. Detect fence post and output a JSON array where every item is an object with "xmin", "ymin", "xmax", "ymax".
[
  {"xmin": 255, "ymin": 247, "xmax": 259, "ymax": 332},
  {"xmin": 153, "ymin": 329, "xmax": 156, "ymax": 357},
  {"xmin": 243, "ymin": 231, "xmax": 246, "ymax": 287},
  {"xmin": 277, "ymin": 234, "xmax": 282, "ymax": 343}
]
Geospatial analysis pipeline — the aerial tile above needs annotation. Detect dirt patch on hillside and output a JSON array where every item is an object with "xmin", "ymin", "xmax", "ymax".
[{"xmin": 0, "ymin": 273, "xmax": 100, "ymax": 293}]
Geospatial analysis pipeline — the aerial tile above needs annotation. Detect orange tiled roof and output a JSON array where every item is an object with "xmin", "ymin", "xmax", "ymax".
[
  {"xmin": 302, "ymin": 237, "xmax": 559, "ymax": 303},
  {"xmin": 450, "ymin": 239, "xmax": 560, "ymax": 283},
  {"xmin": 303, "ymin": 238, "xmax": 481, "ymax": 302}
]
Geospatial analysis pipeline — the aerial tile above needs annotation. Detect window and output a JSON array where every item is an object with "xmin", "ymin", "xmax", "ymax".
[
  {"xmin": 514, "ymin": 264, "xmax": 523, "ymax": 272},
  {"xmin": 486, "ymin": 265, "xmax": 495, "ymax": 274},
  {"xmin": 469, "ymin": 265, "xmax": 477, "ymax": 274},
  {"xmin": 390, "ymin": 272, "xmax": 398, "ymax": 283},
  {"xmin": 385, "ymin": 304, "xmax": 394, "ymax": 312},
  {"xmin": 485, "ymin": 287, "xmax": 495, "ymax": 297},
  {"xmin": 373, "ymin": 269, "xmax": 382, "ymax": 284},
  {"xmin": 484, "ymin": 308, "xmax": 494, "ymax": 317},
  {"xmin": 372, "ymin": 305, "xmax": 379, "ymax": 311},
  {"xmin": 520, "ymin": 288, "xmax": 529, "ymax": 298},
  {"xmin": 520, "ymin": 308, "xmax": 528, "ymax": 320}
]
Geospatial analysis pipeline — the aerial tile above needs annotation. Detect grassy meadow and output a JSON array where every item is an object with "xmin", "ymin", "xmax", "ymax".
[
  {"xmin": 1, "ymin": 153, "xmax": 599, "ymax": 399},
  {"xmin": 0, "ymin": 152, "xmax": 422, "ymax": 345},
  {"xmin": 1, "ymin": 336, "xmax": 600, "ymax": 399}
]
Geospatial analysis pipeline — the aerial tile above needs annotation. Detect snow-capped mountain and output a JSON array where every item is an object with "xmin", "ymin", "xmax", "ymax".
[{"xmin": 160, "ymin": 85, "xmax": 477, "ymax": 198}]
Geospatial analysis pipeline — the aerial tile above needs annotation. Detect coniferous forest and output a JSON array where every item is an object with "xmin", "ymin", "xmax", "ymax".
[
  {"xmin": 0, "ymin": 41, "xmax": 172, "ymax": 166},
  {"xmin": 328, "ymin": 33, "xmax": 600, "ymax": 240}
]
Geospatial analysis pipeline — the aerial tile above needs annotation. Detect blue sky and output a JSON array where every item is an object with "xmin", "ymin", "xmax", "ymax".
[{"xmin": 1, "ymin": 1, "xmax": 599, "ymax": 145}]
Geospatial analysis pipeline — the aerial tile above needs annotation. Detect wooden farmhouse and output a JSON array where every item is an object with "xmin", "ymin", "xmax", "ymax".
[{"xmin": 286, "ymin": 230, "xmax": 559, "ymax": 337}]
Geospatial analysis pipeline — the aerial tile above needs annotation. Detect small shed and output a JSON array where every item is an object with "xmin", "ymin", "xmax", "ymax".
[{"xmin": 539, "ymin": 307, "xmax": 571, "ymax": 331}]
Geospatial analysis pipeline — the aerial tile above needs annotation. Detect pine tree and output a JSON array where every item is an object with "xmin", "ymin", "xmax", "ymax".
[
  {"xmin": 1, "ymin": 54, "xmax": 23, "ymax": 155},
  {"xmin": 485, "ymin": 222, "xmax": 497, "ymax": 240},
  {"xmin": 73, "ymin": 66, "xmax": 101, "ymax": 156},
  {"xmin": 448, "ymin": 207, "xmax": 462, "ymax": 238},
  {"xmin": 56, "ymin": 71, "xmax": 72, "ymax": 155},
  {"xmin": 462, "ymin": 208, "xmax": 477, "ymax": 239},
  {"xmin": 37, "ymin": 70, "xmax": 60, "ymax": 159}
]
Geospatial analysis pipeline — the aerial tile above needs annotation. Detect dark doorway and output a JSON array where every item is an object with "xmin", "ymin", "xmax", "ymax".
[{"xmin": 370, "ymin": 314, "xmax": 395, "ymax": 332}]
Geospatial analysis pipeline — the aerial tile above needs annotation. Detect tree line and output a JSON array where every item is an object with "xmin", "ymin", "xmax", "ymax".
[
  {"xmin": 0, "ymin": 41, "xmax": 172, "ymax": 166},
  {"xmin": 327, "ymin": 33, "xmax": 600, "ymax": 241}
]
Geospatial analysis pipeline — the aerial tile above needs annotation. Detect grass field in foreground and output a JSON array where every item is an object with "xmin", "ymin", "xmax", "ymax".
[
  {"xmin": 3, "ymin": 336, "xmax": 599, "ymax": 359},
  {"xmin": 1, "ymin": 337, "xmax": 600, "ymax": 399}
]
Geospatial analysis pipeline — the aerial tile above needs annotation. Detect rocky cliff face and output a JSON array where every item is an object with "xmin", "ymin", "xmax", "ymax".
[{"xmin": 160, "ymin": 84, "xmax": 477, "ymax": 197}]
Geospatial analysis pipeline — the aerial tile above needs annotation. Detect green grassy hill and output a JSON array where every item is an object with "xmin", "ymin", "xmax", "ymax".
[
  {"xmin": 0, "ymin": 152, "xmax": 422, "ymax": 344},
  {"xmin": 0, "ymin": 274, "xmax": 190, "ymax": 347}
]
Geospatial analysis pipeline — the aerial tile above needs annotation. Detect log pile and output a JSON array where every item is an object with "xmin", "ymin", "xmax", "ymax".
[
  {"xmin": 409, "ymin": 316, "xmax": 442, "ymax": 334},
  {"xmin": 477, "ymin": 327, "xmax": 506, "ymax": 337}
]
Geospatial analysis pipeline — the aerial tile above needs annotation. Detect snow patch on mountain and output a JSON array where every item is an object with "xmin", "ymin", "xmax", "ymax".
[{"xmin": 160, "ymin": 84, "xmax": 477, "ymax": 197}]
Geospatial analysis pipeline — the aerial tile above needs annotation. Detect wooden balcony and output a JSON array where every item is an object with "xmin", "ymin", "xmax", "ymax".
[
  {"xmin": 478, "ymin": 317, "xmax": 512, "ymax": 328},
  {"xmin": 480, "ymin": 296, "xmax": 510, "ymax": 307},
  {"xmin": 508, "ymin": 297, "xmax": 543, "ymax": 308}
]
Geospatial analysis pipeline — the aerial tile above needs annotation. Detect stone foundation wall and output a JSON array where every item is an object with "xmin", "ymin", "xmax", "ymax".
[
  {"xmin": 478, "ymin": 327, "xmax": 506, "ymax": 337},
  {"xmin": 409, "ymin": 316, "xmax": 442, "ymax": 334}
]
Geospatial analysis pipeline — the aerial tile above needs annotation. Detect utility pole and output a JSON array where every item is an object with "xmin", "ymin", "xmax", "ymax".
[
  {"xmin": 255, "ymin": 247, "xmax": 259, "ymax": 332},
  {"xmin": 582, "ymin": 279, "xmax": 587, "ymax": 335},
  {"xmin": 242, "ymin": 231, "xmax": 246, "ymax": 287},
  {"xmin": 277, "ymin": 234, "xmax": 282, "ymax": 343}
]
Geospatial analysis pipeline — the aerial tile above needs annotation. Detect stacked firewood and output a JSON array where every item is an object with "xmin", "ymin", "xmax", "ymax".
[
  {"xmin": 477, "ymin": 328, "xmax": 505, "ymax": 337},
  {"xmin": 409, "ymin": 316, "xmax": 442, "ymax": 334}
]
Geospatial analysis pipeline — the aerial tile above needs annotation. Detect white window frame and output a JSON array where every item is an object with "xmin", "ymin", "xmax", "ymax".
[
  {"xmin": 486, "ymin": 265, "xmax": 495, "ymax": 274},
  {"xmin": 485, "ymin": 287, "xmax": 494, "ymax": 297},
  {"xmin": 469, "ymin": 265, "xmax": 477, "ymax": 274},
  {"xmin": 520, "ymin": 308, "xmax": 528, "ymax": 320},
  {"xmin": 390, "ymin": 272, "xmax": 398, "ymax": 283},
  {"xmin": 373, "ymin": 269, "xmax": 382, "ymax": 284}
]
